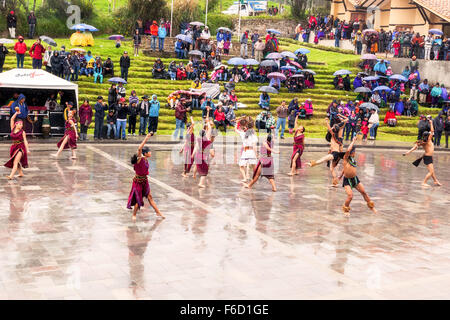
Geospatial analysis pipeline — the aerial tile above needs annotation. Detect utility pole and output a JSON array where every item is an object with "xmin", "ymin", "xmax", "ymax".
[
  {"xmin": 170, "ymin": 0, "xmax": 174, "ymax": 37},
  {"xmin": 205, "ymin": 0, "xmax": 209, "ymax": 26},
  {"xmin": 238, "ymin": 0, "xmax": 241, "ymax": 40}
]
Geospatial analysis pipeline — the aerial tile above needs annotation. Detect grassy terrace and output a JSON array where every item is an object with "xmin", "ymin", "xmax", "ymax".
[{"xmin": 2, "ymin": 37, "xmax": 440, "ymax": 142}]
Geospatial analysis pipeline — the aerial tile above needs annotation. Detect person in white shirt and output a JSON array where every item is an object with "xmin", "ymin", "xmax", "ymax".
[
  {"xmin": 201, "ymin": 26, "xmax": 211, "ymax": 39},
  {"xmin": 368, "ymin": 109, "xmax": 379, "ymax": 140},
  {"xmin": 235, "ymin": 117, "xmax": 258, "ymax": 182},
  {"xmin": 43, "ymin": 46, "xmax": 52, "ymax": 73}
]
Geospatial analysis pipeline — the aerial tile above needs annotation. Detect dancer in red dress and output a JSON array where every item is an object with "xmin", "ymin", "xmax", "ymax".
[
  {"xmin": 180, "ymin": 116, "xmax": 195, "ymax": 177},
  {"xmin": 127, "ymin": 133, "xmax": 165, "ymax": 221},
  {"xmin": 288, "ymin": 114, "xmax": 305, "ymax": 176},
  {"xmin": 192, "ymin": 114, "xmax": 214, "ymax": 188},
  {"xmin": 4, "ymin": 110, "xmax": 30, "ymax": 180},
  {"xmin": 245, "ymin": 134, "xmax": 279, "ymax": 191},
  {"xmin": 51, "ymin": 110, "xmax": 78, "ymax": 159}
]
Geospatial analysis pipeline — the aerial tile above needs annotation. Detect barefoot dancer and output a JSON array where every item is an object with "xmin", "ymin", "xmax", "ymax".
[
  {"xmin": 52, "ymin": 110, "xmax": 78, "ymax": 159},
  {"xmin": 180, "ymin": 116, "xmax": 195, "ymax": 177},
  {"xmin": 307, "ymin": 116, "xmax": 348, "ymax": 186},
  {"xmin": 235, "ymin": 116, "xmax": 258, "ymax": 182},
  {"xmin": 339, "ymin": 136, "xmax": 377, "ymax": 216},
  {"xmin": 4, "ymin": 110, "xmax": 30, "ymax": 180},
  {"xmin": 289, "ymin": 114, "xmax": 305, "ymax": 176},
  {"xmin": 403, "ymin": 119, "xmax": 442, "ymax": 187},
  {"xmin": 246, "ymin": 134, "xmax": 278, "ymax": 191},
  {"xmin": 193, "ymin": 114, "xmax": 214, "ymax": 188},
  {"xmin": 127, "ymin": 133, "xmax": 165, "ymax": 221}
]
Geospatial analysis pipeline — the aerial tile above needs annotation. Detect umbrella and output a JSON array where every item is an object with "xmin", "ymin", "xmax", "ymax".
[
  {"xmin": 227, "ymin": 57, "xmax": 247, "ymax": 65},
  {"xmin": 188, "ymin": 50, "xmax": 202, "ymax": 56},
  {"xmin": 260, "ymin": 60, "xmax": 278, "ymax": 67},
  {"xmin": 377, "ymin": 59, "xmax": 390, "ymax": 64},
  {"xmin": 302, "ymin": 69, "xmax": 316, "ymax": 75},
  {"xmin": 190, "ymin": 21, "xmax": 204, "ymax": 27},
  {"xmin": 357, "ymin": 72, "xmax": 369, "ymax": 77},
  {"xmin": 361, "ymin": 53, "xmax": 377, "ymax": 60},
  {"xmin": 289, "ymin": 61, "xmax": 302, "ymax": 69},
  {"xmin": 175, "ymin": 34, "xmax": 192, "ymax": 43},
  {"xmin": 429, "ymin": 29, "xmax": 443, "ymax": 35},
  {"xmin": 258, "ymin": 86, "xmax": 279, "ymax": 94},
  {"xmin": 108, "ymin": 77, "xmax": 127, "ymax": 84},
  {"xmin": 373, "ymin": 86, "xmax": 392, "ymax": 92},
  {"xmin": 267, "ymin": 72, "xmax": 286, "ymax": 80},
  {"xmin": 266, "ymin": 52, "xmax": 283, "ymax": 59},
  {"xmin": 354, "ymin": 87, "xmax": 372, "ymax": 93},
  {"xmin": 281, "ymin": 66, "xmax": 296, "ymax": 71},
  {"xmin": 70, "ymin": 23, "xmax": 98, "ymax": 32},
  {"xmin": 363, "ymin": 76, "xmax": 379, "ymax": 81},
  {"xmin": 363, "ymin": 29, "xmax": 378, "ymax": 35},
  {"xmin": 244, "ymin": 58, "xmax": 259, "ymax": 65},
  {"xmin": 267, "ymin": 29, "xmax": 281, "ymax": 35},
  {"xmin": 40, "ymin": 35, "xmax": 57, "ymax": 46},
  {"xmin": 0, "ymin": 38, "xmax": 14, "ymax": 44},
  {"xmin": 294, "ymin": 48, "xmax": 310, "ymax": 54},
  {"xmin": 291, "ymin": 74, "xmax": 305, "ymax": 78},
  {"xmin": 217, "ymin": 27, "xmax": 232, "ymax": 33},
  {"xmin": 333, "ymin": 69, "xmax": 352, "ymax": 76},
  {"xmin": 280, "ymin": 51, "xmax": 296, "ymax": 59},
  {"xmin": 214, "ymin": 64, "xmax": 227, "ymax": 70},
  {"xmin": 70, "ymin": 47, "xmax": 86, "ymax": 53},
  {"xmin": 390, "ymin": 74, "xmax": 408, "ymax": 82},
  {"xmin": 360, "ymin": 102, "xmax": 379, "ymax": 111},
  {"xmin": 108, "ymin": 35, "xmax": 124, "ymax": 40}
]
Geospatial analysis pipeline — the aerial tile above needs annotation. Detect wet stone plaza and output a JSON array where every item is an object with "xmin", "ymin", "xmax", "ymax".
[{"xmin": 0, "ymin": 142, "xmax": 449, "ymax": 299}]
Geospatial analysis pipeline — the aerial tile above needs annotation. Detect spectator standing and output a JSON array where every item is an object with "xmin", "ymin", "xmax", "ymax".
[
  {"xmin": 94, "ymin": 96, "xmax": 106, "ymax": 140},
  {"xmin": 7, "ymin": 10, "xmax": 17, "ymax": 39},
  {"xmin": 106, "ymin": 109, "xmax": 117, "ymax": 139},
  {"xmin": 150, "ymin": 20, "xmax": 158, "ymax": 51},
  {"xmin": 251, "ymin": 31, "xmax": 259, "ymax": 58},
  {"xmin": 240, "ymin": 30, "xmax": 249, "ymax": 58},
  {"xmin": 119, "ymin": 51, "xmax": 130, "ymax": 81},
  {"xmin": 444, "ymin": 115, "xmax": 450, "ymax": 148},
  {"xmin": 128, "ymin": 101, "xmax": 138, "ymax": 136},
  {"xmin": 139, "ymin": 95, "xmax": 150, "ymax": 135},
  {"xmin": 115, "ymin": 98, "xmax": 129, "ymax": 140},
  {"xmin": 133, "ymin": 29, "xmax": 141, "ymax": 56},
  {"xmin": 43, "ymin": 46, "xmax": 52, "ymax": 72},
  {"xmin": 254, "ymin": 39, "xmax": 265, "ymax": 62},
  {"xmin": 158, "ymin": 23, "xmax": 167, "ymax": 52},
  {"xmin": 424, "ymin": 34, "xmax": 432, "ymax": 60},
  {"xmin": 148, "ymin": 94, "xmax": 160, "ymax": 133},
  {"xmin": 29, "ymin": 38, "xmax": 45, "ymax": 69},
  {"xmin": 174, "ymin": 99, "xmax": 189, "ymax": 140},
  {"xmin": 433, "ymin": 114, "xmax": 444, "ymax": 146},
  {"xmin": 27, "ymin": 11, "xmax": 37, "ymax": 39},
  {"xmin": 70, "ymin": 52, "xmax": 80, "ymax": 81},
  {"xmin": 0, "ymin": 43, "xmax": 9, "ymax": 73},
  {"xmin": 368, "ymin": 109, "xmax": 379, "ymax": 140},
  {"xmin": 409, "ymin": 55, "xmax": 419, "ymax": 73},
  {"xmin": 432, "ymin": 36, "xmax": 442, "ymax": 60},
  {"xmin": 14, "ymin": 36, "xmax": 27, "ymax": 68},
  {"xmin": 50, "ymin": 51, "xmax": 62, "ymax": 76},
  {"xmin": 418, "ymin": 79, "xmax": 429, "ymax": 104},
  {"xmin": 354, "ymin": 30, "xmax": 362, "ymax": 55},
  {"xmin": 275, "ymin": 100, "xmax": 288, "ymax": 139},
  {"xmin": 79, "ymin": 99, "xmax": 93, "ymax": 141}
]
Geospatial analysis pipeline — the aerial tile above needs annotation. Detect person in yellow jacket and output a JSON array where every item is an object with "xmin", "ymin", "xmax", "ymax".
[{"xmin": 191, "ymin": 78, "xmax": 202, "ymax": 89}]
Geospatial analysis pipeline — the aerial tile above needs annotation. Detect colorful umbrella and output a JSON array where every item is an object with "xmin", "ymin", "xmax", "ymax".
[
  {"xmin": 289, "ymin": 61, "xmax": 302, "ymax": 69},
  {"xmin": 266, "ymin": 52, "xmax": 283, "ymax": 60},
  {"xmin": 429, "ymin": 29, "xmax": 443, "ymax": 35},
  {"xmin": 390, "ymin": 74, "xmax": 408, "ymax": 82},
  {"xmin": 70, "ymin": 23, "xmax": 98, "ymax": 32},
  {"xmin": 108, "ymin": 77, "xmax": 127, "ymax": 84},
  {"xmin": 333, "ymin": 69, "xmax": 352, "ymax": 76},
  {"xmin": 108, "ymin": 35, "xmax": 124, "ymax": 40},
  {"xmin": 267, "ymin": 72, "xmax": 286, "ymax": 80},
  {"xmin": 294, "ymin": 48, "xmax": 310, "ymax": 54},
  {"xmin": 281, "ymin": 66, "xmax": 296, "ymax": 71},
  {"xmin": 280, "ymin": 51, "xmax": 296, "ymax": 59},
  {"xmin": 258, "ymin": 86, "xmax": 279, "ymax": 94},
  {"xmin": 267, "ymin": 29, "xmax": 281, "ymax": 35}
]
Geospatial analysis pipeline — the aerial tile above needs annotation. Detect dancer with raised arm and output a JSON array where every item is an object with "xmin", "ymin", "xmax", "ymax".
[
  {"xmin": 288, "ymin": 114, "xmax": 305, "ymax": 176},
  {"xmin": 4, "ymin": 109, "xmax": 30, "ymax": 180},
  {"xmin": 307, "ymin": 116, "xmax": 348, "ymax": 186},
  {"xmin": 127, "ymin": 133, "xmax": 165, "ymax": 221},
  {"xmin": 235, "ymin": 116, "xmax": 258, "ymax": 182},
  {"xmin": 193, "ymin": 112, "xmax": 214, "ymax": 188},
  {"xmin": 180, "ymin": 116, "xmax": 195, "ymax": 177},
  {"xmin": 403, "ymin": 118, "xmax": 442, "ymax": 187},
  {"xmin": 245, "ymin": 133, "xmax": 279, "ymax": 191},
  {"xmin": 339, "ymin": 136, "xmax": 377, "ymax": 216},
  {"xmin": 51, "ymin": 110, "xmax": 78, "ymax": 159}
]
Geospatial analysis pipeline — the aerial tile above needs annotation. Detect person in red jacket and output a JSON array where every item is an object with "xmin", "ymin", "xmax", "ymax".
[
  {"xmin": 29, "ymin": 38, "xmax": 45, "ymax": 69},
  {"xmin": 150, "ymin": 20, "xmax": 158, "ymax": 51},
  {"xmin": 14, "ymin": 36, "xmax": 27, "ymax": 68}
]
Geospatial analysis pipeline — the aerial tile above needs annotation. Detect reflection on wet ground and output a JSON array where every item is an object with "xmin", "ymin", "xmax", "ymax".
[{"xmin": 0, "ymin": 142, "xmax": 449, "ymax": 299}]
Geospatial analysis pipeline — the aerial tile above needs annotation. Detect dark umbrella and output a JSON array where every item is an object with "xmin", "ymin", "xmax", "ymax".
[
  {"xmin": 40, "ymin": 35, "xmax": 57, "ymax": 47},
  {"xmin": 258, "ymin": 86, "xmax": 279, "ymax": 94},
  {"xmin": 108, "ymin": 77, "xmax": 127, "ymax": 84}
]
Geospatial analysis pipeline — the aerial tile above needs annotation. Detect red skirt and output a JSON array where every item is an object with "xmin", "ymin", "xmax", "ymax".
[
  {"xmin": 291, "ymin": 145, "xmax": 303, "ymax": 169},
  {"xmin": 253, "ymin": 157, "xmax": 274, "ymax": 180},
  {"xmin": 127, "ymin": 177, "xmax": 150, "ymax": 209},
  {"xmin": 57, "ymin": 130, "xmax": 77, "ymax": 150},
  {"xmin": 4, "ymin": 143, "xmax": 28, "ymax": 169}
]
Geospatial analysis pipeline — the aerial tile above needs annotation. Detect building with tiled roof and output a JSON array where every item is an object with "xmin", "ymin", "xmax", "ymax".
[{"xmin": 329, "ymin": 0, "xmax": 450, "ymax": 35}]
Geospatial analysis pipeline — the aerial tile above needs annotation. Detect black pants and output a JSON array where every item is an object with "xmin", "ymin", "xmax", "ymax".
[
  {"xmin": 148, "ymin": 116, "xmax": 158, "ymax": 133},
  {"xmin": 128, "ymin": 116, "xmax": 136, "ymax": 134},
  {"xmin": 80, "ymin": 124, "xmax": 88, "ymax": 134},
  {"xmin": 445, "ymin": 131, "xmax": 450, "ymax": 148},
  {"xmin": 94, "ymin": 117, "xmax": 104, "ymax": 139},
  {"xmin": 434, "ymin": 130, "xmax": 442, "ymax": 146},
  {"xmin": 214, "ymin": 120, "xmax": 227, "ymax": 132},
  {"xmin": 121, "ymin": 67, "xmax": 128, "ymax": 81}
]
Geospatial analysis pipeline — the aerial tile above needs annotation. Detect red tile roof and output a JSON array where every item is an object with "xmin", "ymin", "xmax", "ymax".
[{"xmin": 414, "ymin": 0, "xmax": 450, "ymax": 22}]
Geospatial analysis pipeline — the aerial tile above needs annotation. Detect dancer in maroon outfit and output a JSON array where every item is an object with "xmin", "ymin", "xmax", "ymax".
[
  {"xmin": 127, "ymin": 133, "xmax": 164, "ymax": 221},
  {"xmin": 192, "ymin": 114, "xmax": 214, "ymax": 188},
  {"xmin": 51, "ymin": 110, "xmax": 78, "ymax": 159},
  {"xmin": 288, "ymin": 115, "xmax": 305, "ymax": 176},
  {"xmin": 246, "ymin": 134, "xmax": 278, "ymax": 191},
  {"xmin": 4, "ymin": 110, "xmax": 30, "ymax": 180},
  {"xmin": 180, "ymin": 116, "xmax": 195, "ymax": 177}
]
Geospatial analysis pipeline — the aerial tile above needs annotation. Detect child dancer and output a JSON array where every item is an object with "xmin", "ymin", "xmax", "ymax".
[
  {"xmin": 403, "ymin": 119, "xmax": 442, "ymax": 187},
  {"xmin": 4, "ymin": 109, "xmax": 30, "ymax": 180},
  {"xmin": 339, "ymin": 136, "xmax": 377, "ymax": 216},
  {"xmin": 235, "ymin": 116, "xmax": 258, "ymax": 182},
  {"xmin": 245, "ymin": 134, "xmax": 278, "ymax": 191},
  {"xmin": 51, "ymin": 110, "xmax": 78, "ymax": 159},
  {"xmin": 180, "ymin": 116, "xmax": 195, "ymax": 177},
  {"xmin": 288, "ymin": 114, "xmax": 305, "ymax": 176},
  {"xmin": 127, "ymin": 133, "xmax": 165, "ymax": 221}
]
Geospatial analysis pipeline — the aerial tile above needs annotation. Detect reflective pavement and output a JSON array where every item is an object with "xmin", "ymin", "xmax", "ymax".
[{"xmin": 0, "ymin": 142, "xmax": 449, "ymax": 299}]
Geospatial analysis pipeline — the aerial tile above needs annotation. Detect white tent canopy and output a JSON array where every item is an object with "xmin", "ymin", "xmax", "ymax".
[{"xmin": 0, "ymin": 68, "xmax": 78, "ymax": 105}]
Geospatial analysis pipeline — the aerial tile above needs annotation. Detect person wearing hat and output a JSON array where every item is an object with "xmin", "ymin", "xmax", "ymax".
[
  {"xmin": 354, "ymin": 30, "xmax": 362, "ymax": 55},
  {"xmin": 150, "ymin": 20, "xmax": 158, "ymax": 51},
  {"xmin": 7, "ymin": 10, "xmax": 17, "ymax": 39},
  {"xmin": 14, "ymin": 36, "xmax": 27, "ymax": 68},
  {"xmin": 119, "ymin": 51, "xmax": 130, "ymax": 81},
  {"xmin": 59, "ymin": 45, "xmax": 68, "ymax": 57},
  {"xmin": 139, "ymin": 95, "xmax": 150, "ymax": 135},
  {"xmin": 240, "ymin": 30, "xmax": 249, "ymax": 58},
  {"xmin": 94, "ymin": 96, "xmax": 107, "ymax": 140}
]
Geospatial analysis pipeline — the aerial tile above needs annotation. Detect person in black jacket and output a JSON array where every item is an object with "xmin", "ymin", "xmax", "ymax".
[
  {"xmin": 103, "ymin": 57, "xmax": 114, "ymax": 77},
  {"xmin": 0, "ymin": 43, "xmax": 9, "ymax": 73},
  {"xmin": 128, "ymin": 101, "xmax": 139, "ymax": 135},
  {"xmin": 70, "ymin": 52, "xmax": 80, "ymax": 81},
  {"xmin": 139, "ymin": 95, "xmax": 150, "ymax": 135},
  {"xmin": 119, "ymin": 51, "xmax": 130, "ymax": 81},
  {"xmin": 50, "ymin": 51, "xmax": 62, "ymax": 77},
  {"xmin": 62, "ymin": 54, "xmax": 72, "ymax": 81},
  {"xmin": 115, "ymin": 98, "xmax": 129, "ymax": 140},
  {"xmin": 433, "ymin": 114, "xmax": 444, "ymax": 147},
  {"xmin": 7, "ymin": 10, "xmax": 17, "ymax": 39},
  {"xmin": 444, "ymin": 114, "xmax": 450, "ymax": 148},
  {"xmin": 94, "ymin": 96, "xmax": 107, "ymax": 140},
  {"xmin": 133, "ymin": 29, "xmax": 141, "ymax": 57},
  {"xmin": 108, "ymin": 84, "xmax": 117, "ymax": 108},
  {"xmin": 27, "ymin": 11, "xmax": 37, "ymax": 39}
]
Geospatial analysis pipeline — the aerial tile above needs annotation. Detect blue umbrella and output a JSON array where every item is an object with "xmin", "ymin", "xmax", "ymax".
[
  {"xmin": 280, "ymin": 51, "xmax": 296, "ymax": 59},
  {"xmin": 70, "ymin": 23, "xmax": 98, "ymax": 32},
  {"xmin": 260, "ymin": 60, "xmax": 278, "ymax": 67},
  {"xmin": 267, "ymin": 29, "xmax": 281, "ymax": 35},
  {"xmin": 281, "ymin": 66, "xmax": 296, "ymax": 71},
  {"xmin": 390, "ymin": 74, "xmax": 408, "ymax": 82},
  {"xmin": 227, "ymin": 57, "xmax": 247, "ymax": 65},
  {"xmin": 175, "ymin": 34, "xmax": 192, "ymax": 43},
  {"xmin": 294, "ymin": 48, "xmax": 310, "ymax": 54},
  {"xmin": 373, "ymin": 86, "xmax": 391, "ymax": 92},
  {"xmin": 333, "ymin": 69, "xmax": 352, "ymax": 76},
  {"xmin": 244, "ymin": 58, "xmax": 259, "ymax": 65},
  {"xmin": 363, "ymin": 76, "xmax": 379, "ymax": 81},
  {"xmin": 429, "ymin": 29, "xmax": 443, "ymax": 35},
  {"xmin": 108, "ymin": 77, "xmax": 127, "ymax": 84}
]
